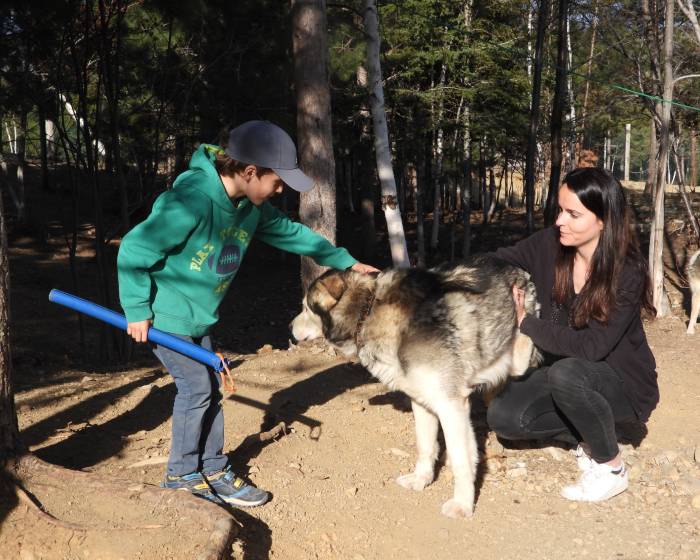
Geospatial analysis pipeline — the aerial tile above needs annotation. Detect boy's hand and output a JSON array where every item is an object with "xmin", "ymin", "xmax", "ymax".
[
  {"xmin": 351, "ymin": 262, "xmax": 380, "ymax": 274},
  {"xmin": 127, "ymin": 320, "xmax": 152, "ymax": 343}
]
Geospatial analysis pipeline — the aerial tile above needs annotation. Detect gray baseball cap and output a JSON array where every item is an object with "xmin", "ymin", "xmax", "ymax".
[{"xmin": 225, "ymin": 120, "xmax": 314, "ymax": 192}]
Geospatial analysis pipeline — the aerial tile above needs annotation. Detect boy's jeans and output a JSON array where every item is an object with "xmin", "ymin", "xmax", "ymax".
[{"xmin": 153, "ymin": 334, "xmax": 229, "ymax": 477}]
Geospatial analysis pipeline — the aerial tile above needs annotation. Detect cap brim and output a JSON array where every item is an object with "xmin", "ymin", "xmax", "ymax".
[{"xmin": 275, "ymin": 167, "xmax": 314, "ymax": 192}]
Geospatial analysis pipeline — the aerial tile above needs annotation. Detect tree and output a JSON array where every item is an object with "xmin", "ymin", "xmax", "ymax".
[
  {"xmin": 0, "ymin": 191, "xmax": 21, "ymax": 464},
  {"xmin": 292, "ymin": 0, "xmax": 339, "ymax": 290},
  {"xmin": 524, "ymin": 0, "xmax": 550, "ymax": 234},
  {"xmin": 649, "ymin": 0, "xmax": 675, "ymax": 316},
  {"xmin": 545, "ymin": 0, "xmax": 568, "ymax": 226},
  {"xmin": 363, "ymin": 0, "xmax": 410, "ymax": 267}
]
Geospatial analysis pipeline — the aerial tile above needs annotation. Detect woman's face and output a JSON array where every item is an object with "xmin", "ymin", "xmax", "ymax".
[{"xmin": 555, "ymin": 184, "xmax": 604, "ymax": 249}]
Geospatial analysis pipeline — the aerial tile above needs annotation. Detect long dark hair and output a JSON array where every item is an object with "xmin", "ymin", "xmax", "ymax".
[{"xmin": 553, "ymin": 167, "xmax": 655, "ymax": 327}]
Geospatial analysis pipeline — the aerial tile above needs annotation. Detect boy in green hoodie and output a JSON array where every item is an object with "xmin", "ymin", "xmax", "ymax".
[{"xmin": 118, "ymin": 120, "xmax": 377, "ymax": 506}]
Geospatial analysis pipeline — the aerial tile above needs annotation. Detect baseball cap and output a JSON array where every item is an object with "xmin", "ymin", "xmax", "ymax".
[{"xmin": 225, "ymin": 120, "xmax": 314, "ymax": 192}]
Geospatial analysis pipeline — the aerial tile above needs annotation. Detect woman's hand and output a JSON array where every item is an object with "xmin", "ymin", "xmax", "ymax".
[
  {"xmin": 512, "ymin": 285, "xmax": 526, "ymax": 327},
  {"xmin": 127, "ymin": 319, "xmax": 152, "ymax": 343},
  {"xmin": 351, "ymin": 262, "xmax": 380, "ymax": 274}
]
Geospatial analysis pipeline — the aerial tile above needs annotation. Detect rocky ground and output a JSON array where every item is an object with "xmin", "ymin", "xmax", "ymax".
[{"xmin": 7, "ymin": 311, "xmax": 700, "ymax": 559}]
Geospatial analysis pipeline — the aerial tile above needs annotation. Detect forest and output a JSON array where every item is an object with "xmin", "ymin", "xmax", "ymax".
[{"xmin": 1, "ymin": 1, "xmax": 700, "ymax": 559}]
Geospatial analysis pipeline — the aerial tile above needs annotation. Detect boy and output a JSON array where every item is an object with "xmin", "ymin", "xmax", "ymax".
[{"xmin": 118, "ymin": 120, "xmax": 377, "ymax": 506}]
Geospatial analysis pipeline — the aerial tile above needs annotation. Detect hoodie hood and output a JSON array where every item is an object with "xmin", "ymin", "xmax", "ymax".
[{"xmin": 173, "ymin": 144, "xmax": 234, "ymax": 212}]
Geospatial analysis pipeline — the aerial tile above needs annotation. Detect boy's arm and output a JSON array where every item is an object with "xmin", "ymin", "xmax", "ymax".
[
  {"xmin": 117, "ymin": 193, "xmax": 198, "ymax": 322},
  {"xmin": 255, "ymin": 202, "xmax": 357, "ymax": 270}
]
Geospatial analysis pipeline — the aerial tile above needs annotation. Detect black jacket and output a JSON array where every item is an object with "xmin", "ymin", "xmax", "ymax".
[{"xmin": 494, "ymin": 226, "xmax": 659, "ymax": 422}]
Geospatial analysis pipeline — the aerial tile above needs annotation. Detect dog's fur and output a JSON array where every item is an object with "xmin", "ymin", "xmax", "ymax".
[
  {"xmin": 290, "ymin": 256, "xmax": 540, "ymax": 518},
  {"xmin": 687, "ymin": 249, "xmax": 700, "ymax": 334}
]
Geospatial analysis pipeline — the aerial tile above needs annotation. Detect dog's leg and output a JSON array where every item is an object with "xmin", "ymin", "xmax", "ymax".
[
  {"xmin": 396, "ymin": 400, "xmax": 439, "ymax": 491},
  {"xmin": 437, "ymin": 399, "xmax": 477, "ymax": 519},
  {"xmin": 688, "ymin": 289, "xmax": 699, "ymax": 335}
]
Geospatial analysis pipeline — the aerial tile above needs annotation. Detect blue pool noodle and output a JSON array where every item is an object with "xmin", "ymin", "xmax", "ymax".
[{"xmin": 48, "ymin": 289, "xmax": 225, "ymax": 372}]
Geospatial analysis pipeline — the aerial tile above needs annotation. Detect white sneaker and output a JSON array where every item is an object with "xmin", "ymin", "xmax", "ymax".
[
  {"xmin": 574, "ymin": 443, "xmax": 593, "ymax": 471},
  {"xmin": 561, "ymin": 460, "xmax": 628, "ymax": 502}
]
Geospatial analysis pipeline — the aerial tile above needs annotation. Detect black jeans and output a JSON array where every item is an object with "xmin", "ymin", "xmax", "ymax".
[{"xmin": 487, "ymin": 358, "xmax": 638, "ymax": 463}]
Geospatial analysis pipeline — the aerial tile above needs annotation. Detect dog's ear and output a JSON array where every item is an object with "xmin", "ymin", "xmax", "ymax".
[{"xmin": 316, "ymin": 272, "xmax": 347, "ymax": 307}]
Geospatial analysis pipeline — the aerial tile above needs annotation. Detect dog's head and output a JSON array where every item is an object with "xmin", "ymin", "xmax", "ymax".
[{"xmin": 290, "ymin": 269, "xmax": 377, "ymax": 356}]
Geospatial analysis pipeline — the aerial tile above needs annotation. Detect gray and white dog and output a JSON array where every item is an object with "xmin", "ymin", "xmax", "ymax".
[
  {"xmin": 291, "ymin": 256, "xmax": 539, "ymax": 518},
  {"xmin": 687, "ymin": 249, "xmax": 700, "ymax": 334}
]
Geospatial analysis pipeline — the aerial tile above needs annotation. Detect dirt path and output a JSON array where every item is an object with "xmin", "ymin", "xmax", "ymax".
[
  {"xmin": 3, "ymin": 218, "xmax": 700, "ymax": 559},
  {"xmin": 7, "ymin": 312, "xmax": 699, "ymax": 559}
]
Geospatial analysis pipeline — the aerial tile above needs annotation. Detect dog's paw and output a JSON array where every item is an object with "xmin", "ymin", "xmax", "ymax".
[
  {"xmin": 440, "ymin": 498, "xmax": 474, "ymax": 519},
  {"xmin": 396, "ymin": 472, "xmax": 433, "ymax": 491}
]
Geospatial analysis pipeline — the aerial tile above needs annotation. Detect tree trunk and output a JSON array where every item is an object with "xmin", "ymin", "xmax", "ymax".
[
  {"xmin": 38, "ymin": 106, "xmax": 51, "ymax": 192},
  {"xmin": 430, "ymin": 58, "xmax": 448, "ymax": 253},
  {"xmin": 525, "ymin": 0, "xmax": 550, "ymax": 233},
  {"xmin": 691, "ymin": 126, "xmax": 698, "ymax": 189},
  {"xmin": 649, "ymin": 0, "xmax": 675, "ymax": 317},
  {"xmin": 363, "ymin": 0, "xmax": 410, "ymax": 267},
  {"xmin": 646, "ymin": 116, "xmax": 658, "ymax": 195},
  {"xmin": 545, "ymin": 0, "xmax": 568, "ymax": 226},
  {"xmin": 0, "ymin": 188, "xmax": 22, "ymax": 465},
  {"xmin": 580, "ymin": 0, "xmax": 598, "ymax": 147},
  {"xmin": 624, "ymin": 123, "xmax": 631, "ymax": 182},
  {"xmin": 292, "ymin": 0, "xmax": 338, "ymax": 291}
]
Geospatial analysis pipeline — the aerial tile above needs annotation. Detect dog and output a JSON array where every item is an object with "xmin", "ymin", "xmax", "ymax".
[
  {"xmin": 687, "ymin": 249, "xmax": 700, "ymax": 334},
  {"xmin": 290, "ymin": 256, "xmax": 540, "ymax": 518}
]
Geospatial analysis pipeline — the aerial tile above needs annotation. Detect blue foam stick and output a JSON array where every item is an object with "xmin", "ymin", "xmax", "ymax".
[{"xmin": 48, "ymin": 289, "xmax": 225, "ymax": 372}]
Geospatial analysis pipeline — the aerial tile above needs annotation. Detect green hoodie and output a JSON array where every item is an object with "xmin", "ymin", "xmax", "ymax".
[{"xmin": 117, "ymin": 144, "xmax": 356, "ymax": 336}]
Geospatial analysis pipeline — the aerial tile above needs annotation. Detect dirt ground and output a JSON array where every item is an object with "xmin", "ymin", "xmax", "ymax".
[{"xmin": 2, "ymin": 198, "xmax": 700, "ymax": 559}]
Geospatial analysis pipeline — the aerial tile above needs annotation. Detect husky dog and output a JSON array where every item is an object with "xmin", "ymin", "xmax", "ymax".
[
  {"xmin": 290, "ymin": 256, "xmax": 539, "ymax": 518},
  {"xmin": 687, "ymin": 249, "xmax": 700, "ymax": 334}
]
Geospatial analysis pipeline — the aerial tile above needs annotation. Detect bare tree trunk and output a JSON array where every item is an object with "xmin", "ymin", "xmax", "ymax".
[
  {"xmin": 363, "ymin": 0, "xmax": 410, "ymax": 267},
  {"xmin": 292, "ymin": 0, "xmax": 338, "ymax": 291},
  {"xmin": 99, "ymin": 0, "xmax": 129, "ymax": 235},
  {"xmin": 580, "ymin": 0, "xmax": 598, "ymax": 146},
  {"xmin": 525, "ymin": 0, "xmax": 550, "ymax": 233},
  {"xmin": 691, "ymin": 126, "xmax": 698, "ymax": 189},
  {"xmin": 565, "ymin": 7, "xmax": 576, "ymax": 169},
  {"xmin": 430, "ymin": 58, "xmax": 448, "ymax": 252},
  {"xmin": 461, "ymin": 1, "xmax": 473, "ymax": 258},
  {"xmin": 646, "ymin": 116, "xmax": 658, "ymax": 195},
  {"xmin": 624, "ymin": 123, "xmax": 631, "ymax": 182},
  {"xmin": 677, "ymin": 0, "xmax": 700, "ymax": 46},
  {"xmin": 38, "ymin": 105, "xmax": 51, "ymax": 192},
  {"xmin": 545, "ymin": 0, "xmax": 568, "ymax": 226},
  {"xmin": 649, "ymin": 0, "xmax": 675, "ymax": 317},
  {"xmin": 0, "ymin": 188, "xmax": 22, "ymax": 464}
]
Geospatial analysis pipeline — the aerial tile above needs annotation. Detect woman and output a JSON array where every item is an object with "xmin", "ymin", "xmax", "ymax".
[{"xmin": 487, "ymin": 167, "xmax": 658, "ymax": 502}]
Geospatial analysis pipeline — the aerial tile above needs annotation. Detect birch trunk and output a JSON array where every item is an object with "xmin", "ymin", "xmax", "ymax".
[
  {"xmin": 364, "ymin": 0, "xmax": 410, "ymax": 267},
  {"xmin": 292, "ymin": 0, "xmax": 340, "ymax": 290}
]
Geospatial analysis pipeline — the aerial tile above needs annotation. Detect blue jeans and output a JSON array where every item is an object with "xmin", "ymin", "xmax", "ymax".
[
  {"xmin": 487, "ymin": 358, "xmax": 638, "ymax": 463},
  {"xmin": 153, "ymin": 334, "xmax": 228, "ymax": 477}
]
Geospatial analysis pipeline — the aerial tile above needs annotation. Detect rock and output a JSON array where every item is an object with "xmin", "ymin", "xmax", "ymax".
[
  {"xmin": 546, "ymin": 447, "xmax": 567, "ymax": 462},
  {"xmin": 346, "ymin": 486, "xmax": 358, "ymax": 497},
  {"xmin": 654, "ymin": 450, "xmax": 678, "ymax": 465},
  {"xmin": 249, "ymin": 465, "xmax": 260, "ymax": 474},
  {"xmin": 389, "ymin": 447, "xmax": 410, "ymax": 458},
  {"xmin": 256, "ymin": 344, "xmax": 273, "ymax": 355},
  {"xmin": 691, "ymin": 494, "xmax": 700, "ymax": 509},
  {"xmin": 628, "ymin": 463, "xmax": 644, "ymax": 481},
  {"xmin": 506, "ymin": 467, "xmax": 527, "ymax": 478}
]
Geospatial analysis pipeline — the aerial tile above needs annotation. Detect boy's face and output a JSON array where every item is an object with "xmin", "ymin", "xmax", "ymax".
[{"xmin": 242, "ymin": 167, "xmax": 285, "ymax": 205}]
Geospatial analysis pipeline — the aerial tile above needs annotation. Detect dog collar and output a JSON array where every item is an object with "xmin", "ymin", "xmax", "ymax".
[{"xmin": 354, "ymin": 290, "xmax": 377, "ymax": 348}]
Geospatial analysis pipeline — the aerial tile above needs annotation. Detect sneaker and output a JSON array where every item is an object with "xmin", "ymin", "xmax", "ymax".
[
  {"xmin": 161, "ymin": 471, "xmax": 218, "ymax": 502},
  {"xmin": 561, "ymin": 460, "xmax": 629, "ymax": 502},
  {"xmin": 204, "ymin": 466, "xmax": 269, "ymax": 507},
  {"xmin": 574, "ymin": 443, "xmax": 594, "ymax": 471}
]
